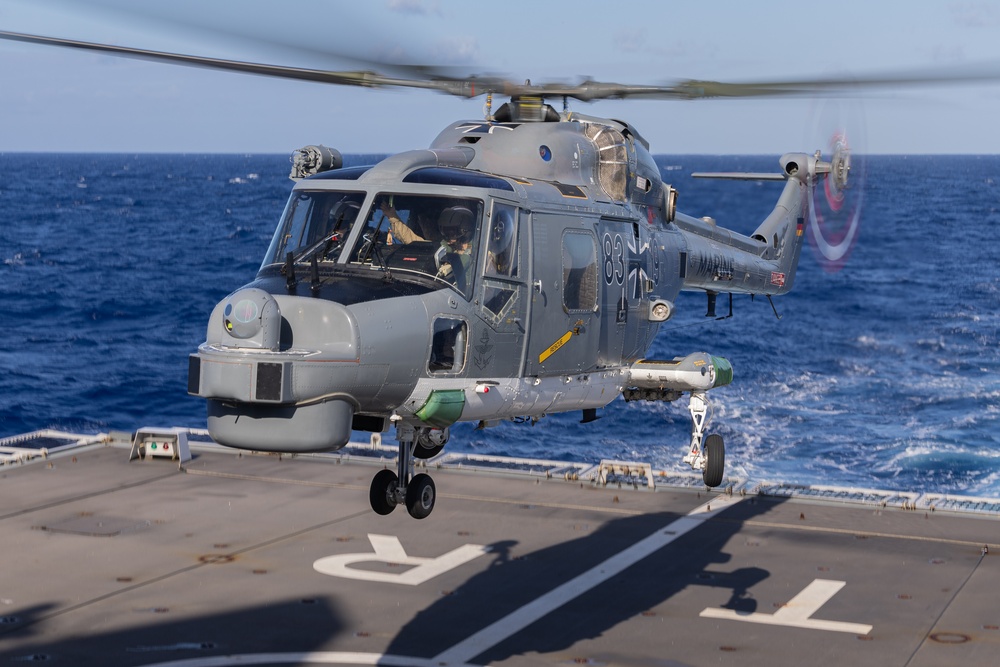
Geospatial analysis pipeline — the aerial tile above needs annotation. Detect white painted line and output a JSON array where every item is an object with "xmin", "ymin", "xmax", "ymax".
[
  {"xmin": 313, "ymin": 534, "xmax": 490, "ymax": 585},
  {"xmin": 433, "ymin": 494, "xmax": 744, "ymax": 666},
  {"xmin": 138, "ymin": 652, "xmax": 480, "ymax": 667},
  {"xmin": 700, "ymin": 578, "xmax": 873, "ymax": 634}
]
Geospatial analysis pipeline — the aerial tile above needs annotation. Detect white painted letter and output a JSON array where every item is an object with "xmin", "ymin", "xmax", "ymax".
[
  {"xmin": 700, "ymin": 579, "xmax": 872, "ymax": 634},
  {"xmin": 313, "ymin": 534, "xmax": 489, "ymax": 586}
]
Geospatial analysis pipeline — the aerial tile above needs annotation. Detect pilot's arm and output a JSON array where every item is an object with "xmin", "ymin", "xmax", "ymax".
[{"xmin": 381, "ymin": 204, "xmax": 426, "ymax": 244}]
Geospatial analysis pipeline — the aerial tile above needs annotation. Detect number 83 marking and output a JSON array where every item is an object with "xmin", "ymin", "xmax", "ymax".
[{"xmin": 603, "ymin": 232, "xmax": 626, "ymax": 286}]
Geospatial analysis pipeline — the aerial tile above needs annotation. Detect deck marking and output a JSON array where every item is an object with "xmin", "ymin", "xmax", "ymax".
[
  {"xmin": 742, "ymin": 518, "xmax": 992, "ymax": 549},
  {"xmin": 700, "ymin": 578, "xmax": 873, "ymax": 634},
  {"xmin": 137, "ymin": 652, "xmax": 481, "ymax": 666},
  {"xmin": 433, "ymin": 494, "xmax": 743, "ymax": 666},
  {"xmin": 313, "ymin": 534, "xmax": 489, "ymax": 585}
]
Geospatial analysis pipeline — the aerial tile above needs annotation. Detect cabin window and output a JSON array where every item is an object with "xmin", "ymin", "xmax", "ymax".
[
  {"xmin": 562, "ymin": 231, "xmax": 599, "ymax": 312},
  {"xmin": 482, "ymin": 283, "xmax": 518, "ymax": 320},
  {"xmin": 262, "ymin": 190, "xmax": 365, "ymax": 268},
  {"xmin": 428, "ymin": 317, "xmax": 467, "ymax": 374}
]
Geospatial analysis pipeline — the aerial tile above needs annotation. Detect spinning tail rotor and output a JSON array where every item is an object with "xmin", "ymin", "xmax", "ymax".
[{"xmin": 806, "ymin": 100, "xmax": 868, "ymax": 271}]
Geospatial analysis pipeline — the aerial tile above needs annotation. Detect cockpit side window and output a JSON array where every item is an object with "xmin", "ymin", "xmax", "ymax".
[
  {"xmin": 485, "ymin": 202, "xmax": 519, "ymax": 279},
  {"xmin": 481, "ymin": 202, "xmax": 522, "ymax": 320},
  {"xmin": 261, "ymin": 190, "xmax": 364, "ymax": 268},
  {"xmin": 348, "ymin": 193, "xmax": 483, "ymax": 299}
]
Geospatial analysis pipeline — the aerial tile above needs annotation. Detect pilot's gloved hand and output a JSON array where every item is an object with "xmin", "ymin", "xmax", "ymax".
[
  {"xmin": 436, "ymin": 263, "xmax": 454, "ymax": 280},
  {"xmin": 380, "ymin": 203, "xmax": 398, "ymax": 218}
]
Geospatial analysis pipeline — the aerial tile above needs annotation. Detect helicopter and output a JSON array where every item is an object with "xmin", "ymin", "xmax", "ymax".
[{"xmin": 2, "ymin": 28, "xmax": 986, "ymax": 520}]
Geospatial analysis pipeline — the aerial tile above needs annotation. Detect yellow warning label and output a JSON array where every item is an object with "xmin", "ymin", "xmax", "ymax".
[{"xmin": 539, "ymin": 330, "xmax": 574, "ymax": 364}]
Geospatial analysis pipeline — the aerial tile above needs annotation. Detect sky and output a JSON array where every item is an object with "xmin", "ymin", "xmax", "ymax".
[{"xmin": 2, "ymin": 0, "xmax": 1000, "ymax": 154}]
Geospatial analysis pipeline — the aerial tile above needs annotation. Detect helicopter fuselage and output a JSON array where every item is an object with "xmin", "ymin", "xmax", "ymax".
[{"xmin": 188, "ymin": 112, "xmax": 816, "ymax": 459}]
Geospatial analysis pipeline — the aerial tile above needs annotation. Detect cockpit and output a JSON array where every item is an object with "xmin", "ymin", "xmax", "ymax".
[
  {"xmin": 261, "ymin": 190, "xmax": 485, "ymax": 299},
  {"xmin": 262, "ymin": 190, "xmax": 365, "ymax": 267},
  {"xmin": 350, "ymin": 194, "xmax": 483, "ymax": 297}
]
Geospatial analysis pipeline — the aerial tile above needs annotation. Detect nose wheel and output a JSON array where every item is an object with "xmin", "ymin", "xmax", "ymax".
[
  {"xmin": 369, "ymin": 469, "xmax": 399, "ymax": 516},
  {"xmin": 405, "ymin": 473, "xmax": 436, "ymax": 519},
  {"xmin": 368, "ymin": 423, "xmax": 443, "ymax": 519}
]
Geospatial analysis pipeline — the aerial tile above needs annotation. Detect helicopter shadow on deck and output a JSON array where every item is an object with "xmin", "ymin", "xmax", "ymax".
[
  {"xmin": 0, "ymin": 498, "xmax": 780, "ymax": 666},
  {"xmin": 0, "ymin": 598, "xmax": 343, "ymax": 666},
  {"xmin": 386, "ymin": 495, "xmax": 781, "ymax": 664}
]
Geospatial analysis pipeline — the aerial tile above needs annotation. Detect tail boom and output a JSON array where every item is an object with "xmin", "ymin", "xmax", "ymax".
[{"xmin": 677, "ymin": 151, "xmax": 833, "ymax": 297}]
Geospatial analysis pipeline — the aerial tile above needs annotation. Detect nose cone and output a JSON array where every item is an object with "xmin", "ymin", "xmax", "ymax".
[{"xmin": 195, "ymin": 290, "xmax": 365, "ymax": 453}]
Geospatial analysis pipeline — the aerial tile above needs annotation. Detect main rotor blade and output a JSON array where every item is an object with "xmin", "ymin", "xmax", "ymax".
[
  {"xmin": 539, "ymin": 67, "xmax": 1000, "ymax": 101},
  {"xmin": 653, "ymin": 68, "xmax": 1000, "ymax": 100},
  {"xmin": 3, "ymin": 30, "xmax": 999, "ymax": 103},
  {"xmin": 0, "ymin": 30, "xmax": 487, "ymax": 97}
]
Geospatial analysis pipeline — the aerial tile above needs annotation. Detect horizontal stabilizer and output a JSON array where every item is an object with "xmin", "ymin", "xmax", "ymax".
[{"xmin": 691, "ymin": 172, "xmax": 786, "ymax": 181}]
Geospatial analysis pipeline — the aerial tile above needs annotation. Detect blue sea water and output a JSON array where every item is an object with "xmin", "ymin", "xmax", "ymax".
[{"xmin": 2, "ymin": 153, "xmax": 998, "ymax": 496}]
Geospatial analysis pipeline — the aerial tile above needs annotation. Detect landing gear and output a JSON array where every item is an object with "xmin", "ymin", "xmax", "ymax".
[
  {"xmin": 368, "ymin": 423, "xmax": 445, "ymax": 519},
  {"xmin": 405, "ymin": 473, "xmax": 436, "ymax": 519},
  {"xmin": 369, "ymin": 469, "xmax": 398, "ymax": 515},
  {"xmin": 414, "ymin": 427, "xmax": 448, "ymax": 459},
  {"xmin": 681, "ymin": 390, "xmax": 726, "ymax": 487}
]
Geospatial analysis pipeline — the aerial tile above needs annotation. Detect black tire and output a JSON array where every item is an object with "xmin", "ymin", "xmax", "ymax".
[
  {"xmin": 414, "ymin": 443, "xmax": 444, "ymax": 459},
  {"xmin": 702, "ymin": 434, "xmax": 725, "ymax": 488},
  {"xmin": 369, "ymin": 469, "xmax": 398, "ymax": 515},
  {"xmin": 405, "ymin": 473, "xmax": 436, "ymax": 520}
]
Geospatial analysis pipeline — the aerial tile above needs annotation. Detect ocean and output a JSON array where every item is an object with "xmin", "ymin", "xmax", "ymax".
[{"xmin": 2, "ymin": 153, "xmax": 998, "ymax": 496}]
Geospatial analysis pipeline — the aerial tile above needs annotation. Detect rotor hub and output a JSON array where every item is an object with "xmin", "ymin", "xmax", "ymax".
[{"xmin": 828, "ymin": 135, "xmax": 851, "ymax": 199}]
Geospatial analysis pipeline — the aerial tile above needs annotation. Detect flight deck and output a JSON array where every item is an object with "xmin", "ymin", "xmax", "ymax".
[{"xmin": 1, "ymin": 429, "xmax": 998, "ymax": 666}]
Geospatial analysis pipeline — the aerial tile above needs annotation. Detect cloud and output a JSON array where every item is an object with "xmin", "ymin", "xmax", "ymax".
[
  {"xmin": 927, "ymin": 43, "xmax": 968, "ymax": 64},
  {"xmin": 614, "ymin": 27, "xmax": 648, "ymax": 54},
  {"xmin": 949, "ymin": 1, "xmax": 999, "ymax": 28},
  {"xmin": 387, "ymin": 0, "xmax": 443, "ymax": 16},
  {"xmin": 612, "ymin": 26, "xmax": 699, "ymax": 66},
  {"xmin": 430, "ymin": 36, "xmax": 479, "ymax": 64}
]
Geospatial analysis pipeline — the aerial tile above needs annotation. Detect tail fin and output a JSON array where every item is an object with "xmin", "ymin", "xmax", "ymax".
[{"xmin": 750, "ymin": 152, "xmax": 824, "ymax": 295}]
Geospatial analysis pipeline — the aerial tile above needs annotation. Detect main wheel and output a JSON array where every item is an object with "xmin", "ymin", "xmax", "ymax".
[
  {"xmin": 405, "ymin": 473, "xmax": 436, "ymax": 520},
  {"xmin": 370, "ymin": 469, "xmax": 398, "ymax": 515},
  {"xmin": 415, "ymin": 427, "xmax": 448, "ymax": 459},
  {"xmin": 414, "ymin": 443, "xmax": 444, "ymax": 459},
  {"xmin": 702, "ymin": 434, "xmax": 725, "ymax": 488}
]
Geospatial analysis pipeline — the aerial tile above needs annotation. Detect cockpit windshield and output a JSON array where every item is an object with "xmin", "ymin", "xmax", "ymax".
[
  {"xmin": 261, "ymin": 190, "xmax": 365, "ymax": 268},
  {"xmin": 347, "ymin": 194, "xmax": 483, "ymax": 298}
]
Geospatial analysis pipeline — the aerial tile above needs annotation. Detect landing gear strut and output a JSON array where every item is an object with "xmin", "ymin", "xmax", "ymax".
[
  {"xmin": 682, "ymin": 390, "xmax": 726, "ymax": 487},
  {"xmin": 369, "ymin": 422, "xmax": 444, "ymax": 519}
]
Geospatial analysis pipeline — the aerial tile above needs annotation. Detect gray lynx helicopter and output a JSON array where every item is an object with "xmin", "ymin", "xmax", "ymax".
[{"xmin": 4, "ymin": 29, "xmax": 972, "ymax": 519}]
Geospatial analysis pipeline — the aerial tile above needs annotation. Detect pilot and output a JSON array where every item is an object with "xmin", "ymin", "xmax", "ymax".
[
  {"xmin": 435, "ymin": 206, "xmax": 475, "ymax": 281},
  {"xmin": 300, "ymin": 199, "xmax": 359, "ymax": 262},
  {"xmin": 329, "ymin": 199, "xmax": 361, "ymax": 235},
  {"xmin": 380, "ymin": 202, "xmax": 475, "ymax": 284}
]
